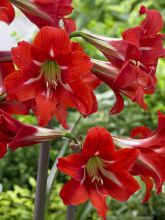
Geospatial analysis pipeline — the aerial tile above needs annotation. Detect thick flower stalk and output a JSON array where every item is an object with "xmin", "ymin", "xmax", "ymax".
[
  {"xmin": 73, "ymin": 5, "xmax": 165, "ymax": 114},
  {"xmin": 57, "ymin": 126, "xmax": 140, "ymax": 220},
  {"xmin": 0, "ymin": 0, "xmax": 76, "ymax": 34},
  {"xmin": 5, "ymin": 27, "xmax": 98, "ymax": 128},
  {"xmin": 113, "ymin": 111, "xmax": 165, "ymax": 202},
  {"xmin": 0, "ymin": 108, "xmax": 72, "ymax": 159}
]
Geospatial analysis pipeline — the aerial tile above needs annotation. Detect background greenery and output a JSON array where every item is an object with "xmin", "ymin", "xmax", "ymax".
[{"xmin": 0, "ymin": 0, "xmax": 165, "ymax": 219}]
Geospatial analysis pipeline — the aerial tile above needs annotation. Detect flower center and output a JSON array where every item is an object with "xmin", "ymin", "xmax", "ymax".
[
  {"xmin": 85, "ymin": 156, "xmax": 104, "ymax": 185},
  {"xmin": 40, "ymin": 60, "xmax": 61, "ymax": 89}
]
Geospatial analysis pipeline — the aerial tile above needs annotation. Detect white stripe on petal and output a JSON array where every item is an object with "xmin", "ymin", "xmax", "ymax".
[
  {"xmin": 33, "ymin": 60, "xmax": 43, "ymax": 67},
  {"xmin": 100, "ymin": 167, "xmax": 123, "ymax": 187}
]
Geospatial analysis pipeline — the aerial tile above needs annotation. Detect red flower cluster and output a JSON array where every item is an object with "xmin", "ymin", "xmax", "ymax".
[
  {"xmin": 79, "ymin": 5, "xmax": 165, "ymax": 113},
  {"xmin": 0, "ymin": 2, "xmax": 165, "ymax": 220}
]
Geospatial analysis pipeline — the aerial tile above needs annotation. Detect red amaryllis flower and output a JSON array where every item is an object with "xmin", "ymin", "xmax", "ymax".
[
  {"xmin": 92, "ymin": 59, "xmax": 150, "ymax": 114},
  {"xmin": 5, "ymin": 27, "xmax": 97, "ymax": 128},
  {"xmin": 0, "ymin": 0, "xmax": 75, "ymax": 34},
  {"xmin": 113, "ymin": 111, "xmax": 165, "ymax": 202},
  {"xmin": 76, "ymin": 5, "xmax": 165, "ymax": 113},
  {"xmin": 57, "ymin": 126, "xmax": 140, "ymax": 220},
  {"xmin": 0, "ymin": 108, "xmax": 66, "ymax": 159},
  {"xmin": 122, "ymin": 5, "xmax": 165, "ymax": 65}
]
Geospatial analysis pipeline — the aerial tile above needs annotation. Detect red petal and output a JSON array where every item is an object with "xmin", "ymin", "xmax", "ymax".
[
  {"xmin": 90, "ymin": 91, "xmax": 98, "ymax": 114},
  {"xmin": 12, "ymin": 41, "xmax": 37, "ymax": 72},
  {"xmin": 0, "ymin": 108, "xmax": 23, "ymax": 131},
  {"xmin": 0, "ymin": 61, "xmax": 14, "ymax": 79},
  {"xmin": 35, "ymin": 90, "xmax": 57, "ymax": 126},
  {"xmin": 140, "ymin": 35, "xmax": 165, "ymax": 64},
  {"xmin": 31, "ymin": 45, "xmax": 49, "ymax": 64},
  {"xmin": 141, "ymin": 176, "xmax": 153, "ymax": 202},
  {"xmin": 82, "ymin": 126, "xmax": 114, "ymax": 158},
  {"xmin": 61, "ymin": 51, "xmax": 92, "ymax": 83},
  {"xmin": 57, "ymin": 154, "xmax": 85, "ymax": 181},
  {"xmin": 104, "ymin": 170, "xmax": 140, "ymax": 202},
  {"xmin": 133, "ymin": 150, "xmax": 165, "ymax": 193},
  {"xmin": 122, "ymin": 26, "xmax": 142, "ymax": 47},
  {"xmin": 139, "ymin": 5, "xmax": 164, "ymax": 36},
  {"xmin": 5, "ymin": 70, "xmax": 43, "ymax": 101},
  {"xmin": 0, "ymin": 0, "xmax": 15, "ymax": 24},
  {"xmin": 54, "ymin": 104, "xmax": 69, "ymax": 129},
  {"xmin": 110, "ymin": 89, "xmax": 124, "ymax": 115},
  {"xmin": 60, "ymin": 179, "xmax": 89, "ymax": 205},
  {"xmin": 9, "ymin": 125, "xmax": 37, "ymax": 150},
  {"xmin": 90, "ymin": 187, "xmax": 108, "ymax": 220},
  {"xmin": 63, "ymin": 18, "xmax": 76, "ymax": 35},
  {"xmin": 81, "ymin": 72, "xmax": 101, "ymax": 90},
  {"xmin": 131, "ymin": 126, "xmax": 151, "ymax": 138},
  {"xmin": 0, "ymin": 143, "xmax": 7, "ymax": 158},
  {"xmin": 20, "ymin": 0, "xmax": 74, "ymax": 31},
  {"xmin": 33, "ymin": 27, "xmax": 71, "ymax": 57},
  {"xmin": 69, "ymin": 79, "xmax": 94, "ymax": 115},
  {"xmin": 110, "ymin": 148, "xmax": 139, "ymax": 171},
  {"xmin": 0, "ymin": 101, "xmax": 29, "ymax": 115}
]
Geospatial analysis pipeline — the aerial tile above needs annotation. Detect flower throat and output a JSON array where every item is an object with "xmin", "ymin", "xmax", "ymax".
[{"xmin": 40, "ymin": 60, "xmax": 61, "ymax": 89}]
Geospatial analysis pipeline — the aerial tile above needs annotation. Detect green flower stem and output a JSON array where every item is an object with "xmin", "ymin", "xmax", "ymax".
[
  {"xmin": 33, "ymin": 120, "xmax": 52, "ymax": 220},
  {"xmin": 45, "ymin": 115, "xmax": 82, "ymax": 212},
  {"xmin": 69, "ymin": 31, "xmax": 84, "ymax": 38}
]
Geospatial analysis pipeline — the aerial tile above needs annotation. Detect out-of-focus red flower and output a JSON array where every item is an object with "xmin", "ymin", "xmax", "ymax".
[
  {"xmin": 122, "ymin": 5, "xmax": 165, "ymax": 64},
  {"xmin": 5, "ymin": 27, "xmax": 97, "ymax": 128},
  {"xmin": 0, "ymin": 108, "xmax": 65, "ymax": 159},
  {"xmin": 113, "ymin": 111, "xmax": 165, "ymax": 202},
  {"xmin": 0, "ymin": 0, "xmax": 75, "ymax": 34},
  {"xmin": 0, "ymin": 0, "xmax": 15, "ymax": 24},
  {"xmin": 26, "ymin": 0, "xmax": 76, "ymax": 34},
  {"xmin": 57, "ymin": 126, "xmax": 140, "ymax": 220},
  {"xmin": 0, "ymin": 58, "xmax": 29, "ymax": 115},
  {"xmin": 77, "ymin": 5, "xmax": 165, "ymax": 114}
]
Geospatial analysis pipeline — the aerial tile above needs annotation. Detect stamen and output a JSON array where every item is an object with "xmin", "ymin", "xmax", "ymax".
[
  {"xmin": 92, "ymin": 177, "xmax": 96, "ymax": 183},
  {"xmin": 98, "ymin": 176, "xmax": 104, "ymax": 185}
]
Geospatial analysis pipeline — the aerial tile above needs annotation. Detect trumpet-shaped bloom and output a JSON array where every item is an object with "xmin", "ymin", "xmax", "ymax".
[
  {"xmin": 0, "ymin": 108, "xmax": 64, "ymax": 159},
  {"xmin": 79, "ymin": 5, "xmax": 165, "ymax": 114},
  {"xmin": 0, "ymin": 0, "xmax": 75, "ymax": 34},
  {"xmin": 5, "ymin": 27, "xmax": 97, "ymax": 128},
  {"xmin": 57, "ymin": 126, "xmax": 140, "ymax": 220},
  {"xmin": 113, "ymin": 111, "xmax": 165, "ymax": 202}
]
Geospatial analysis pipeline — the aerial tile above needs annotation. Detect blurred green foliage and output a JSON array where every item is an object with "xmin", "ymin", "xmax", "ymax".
[{"xmin": 0, "ymin": 0, "xmax": 165, "ymax": 219}]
